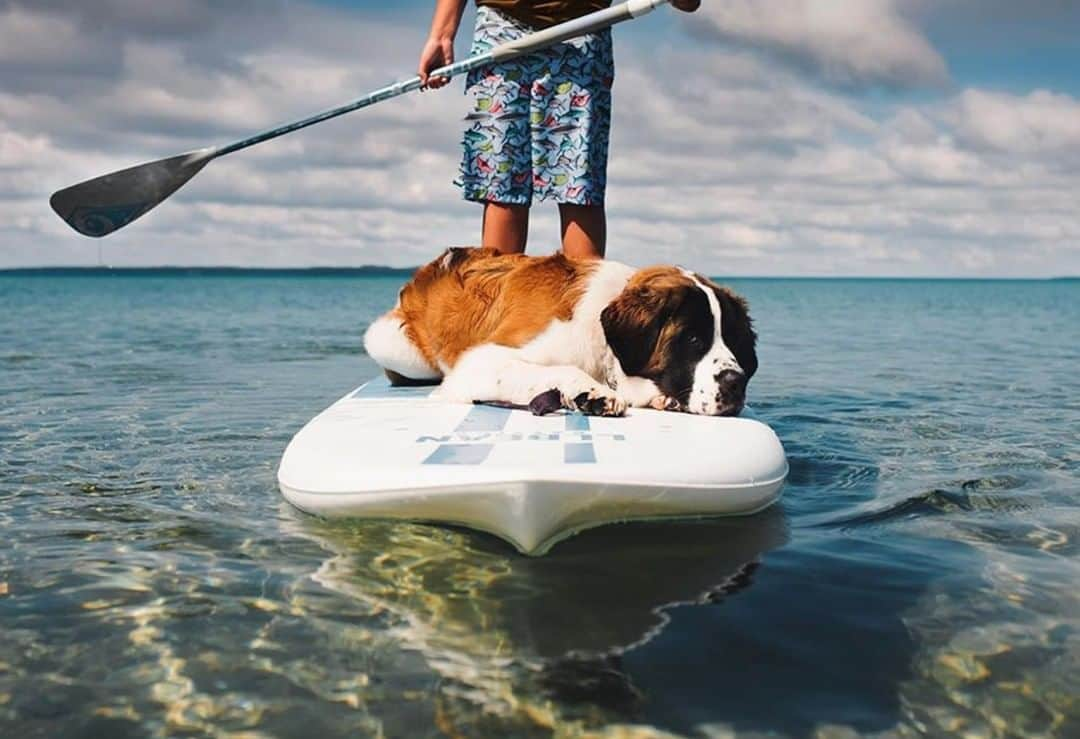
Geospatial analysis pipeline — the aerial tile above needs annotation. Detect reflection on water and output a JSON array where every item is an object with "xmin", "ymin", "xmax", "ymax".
[
  {"xmin": 1, "ymin": 274, "xmax": 1079, "ymax": 736},
  {"xmin": 293, "ymin": 509, "xmax": 788, "ymax": 733}
]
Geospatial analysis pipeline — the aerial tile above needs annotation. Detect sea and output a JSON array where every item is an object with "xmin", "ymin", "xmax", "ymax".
[{"xmin": 1, "ymin": 270, "xmax": 1077, "ymax": 738}]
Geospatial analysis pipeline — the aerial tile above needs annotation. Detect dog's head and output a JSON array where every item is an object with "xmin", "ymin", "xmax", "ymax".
[{"xmin": 601, "ymin": 267, "xmax": 757, "ymax": 416}]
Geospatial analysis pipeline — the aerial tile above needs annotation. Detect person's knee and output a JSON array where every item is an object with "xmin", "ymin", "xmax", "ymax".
[
  {"xmin": 559, "ymin": 203, "xmax": 605, "ymax": 219},
  {"xmin": 482, "ymin": 201, "xmax": 530, "ymax": 254},
  {"xmin": 488, "ymin": 201, "xmax": 530, "ymax": 218},
  {"xmin": 559, "ymin": 203, "xmax": 606, "ymax": 259}
]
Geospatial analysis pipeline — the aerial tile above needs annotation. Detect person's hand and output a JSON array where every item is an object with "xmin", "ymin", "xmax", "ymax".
[
  {"xmin": 671, "ymin": 0, "xmax": 701, "ymax": 11},
  {"xmin": 418, "ymin": 37, "xmax": 454, "ymax": 89}
]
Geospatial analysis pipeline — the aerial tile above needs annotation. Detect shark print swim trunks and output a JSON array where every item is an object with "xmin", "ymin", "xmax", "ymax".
[{"xmin": 456, "ymin": 6, "xmax": 615, "ymax": 206}]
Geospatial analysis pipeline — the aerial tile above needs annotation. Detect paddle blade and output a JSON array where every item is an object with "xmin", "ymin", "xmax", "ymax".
[{"xmin": 50, "ymin": 148, "xmax": 216, "ymax": 238}]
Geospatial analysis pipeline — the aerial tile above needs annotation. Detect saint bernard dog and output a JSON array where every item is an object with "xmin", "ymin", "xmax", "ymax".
[{"xmin": 363, "ymin": 247, "xmax": 757, "ymax": 417}]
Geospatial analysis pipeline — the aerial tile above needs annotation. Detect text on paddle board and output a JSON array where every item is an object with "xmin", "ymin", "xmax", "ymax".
[{"xmin": 416, "ymin": 431, "xmax": 625, "ymax": 443}]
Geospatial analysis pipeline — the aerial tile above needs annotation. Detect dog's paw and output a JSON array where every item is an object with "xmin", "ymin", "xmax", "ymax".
[
  {"xmin": 648, "ymin": 395, "xmax": 685, "ymax": 412},
  {"xmin": 526, "ymin": 387, "xmax": 626, "ymax": 417},
  {"xmin": 571, "ymin": 388, "xmax": 627, "ymax": 417},
  {"xmin": 528, "ymin": 388, "xmax": 565, "ymax": 416}
]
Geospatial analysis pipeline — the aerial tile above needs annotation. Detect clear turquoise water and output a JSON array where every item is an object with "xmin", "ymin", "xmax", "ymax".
[{"xmin": 1, "ymin": 272, "xmax": 1077, "ymax": 737}]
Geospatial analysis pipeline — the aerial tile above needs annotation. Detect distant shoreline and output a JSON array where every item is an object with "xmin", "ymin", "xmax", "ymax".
[
  {"xmin": 0, "ymin": 266, "xmax": 1076, "ymax": 281},
  {"xmin": 0, "ymin": 266, "xmax": 419, "ymax": 277}
]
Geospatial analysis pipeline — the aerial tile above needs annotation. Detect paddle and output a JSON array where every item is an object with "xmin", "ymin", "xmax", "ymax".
[{"xmin": 50, "ymin": 0, "xmax": 671, "ymax": 238}]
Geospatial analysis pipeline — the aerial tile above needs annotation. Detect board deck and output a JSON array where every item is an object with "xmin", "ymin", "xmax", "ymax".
[{"xmin": 278, "ymin": 377, "xmax": 788, "ymax": 555}]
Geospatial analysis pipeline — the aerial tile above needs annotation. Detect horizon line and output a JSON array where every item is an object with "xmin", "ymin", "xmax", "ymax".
[{"xmin": 0, "ymin": 265, "xmax": 1077, "ymax": 281}]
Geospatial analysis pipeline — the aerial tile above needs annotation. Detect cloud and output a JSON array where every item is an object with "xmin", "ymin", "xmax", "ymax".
[
  {"xmin": 1, "ymin": 1, "xmax": 1079, "ymax": 276},
  {"xmin": 690, "ymin": 0, "xmax": 948, "ymax": 90},
  {"xmin": 950, "ymin": 89, "xmax": 1080, "ymax": 160}
]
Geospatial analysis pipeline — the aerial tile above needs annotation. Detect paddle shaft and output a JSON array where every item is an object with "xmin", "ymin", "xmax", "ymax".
[
  {"xmin": 216, "ymin": 0, "xmax": 669, "ymax": 158},
  {"xmin": 216, "ymin": 60, "xmax": 480, "ymax": 158}
]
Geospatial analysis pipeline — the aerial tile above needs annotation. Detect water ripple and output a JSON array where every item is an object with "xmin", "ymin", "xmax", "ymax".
[
  {"xmin": 2, "ymin": 274, "xmax": 1078, "ymax": 737},
  {"xmin": 827, "ymin": 477, "xmax": 1034, "ymax": 530}
]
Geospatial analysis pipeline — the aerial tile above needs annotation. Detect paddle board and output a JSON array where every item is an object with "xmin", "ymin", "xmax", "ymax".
[{"xmin": 278, "ymin": 376, "xmax": 787, "ymax": 555}]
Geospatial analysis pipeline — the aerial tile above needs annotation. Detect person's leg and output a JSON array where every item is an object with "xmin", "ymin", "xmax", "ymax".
[
  {"xmin": 559, "ymin": 203, "xmax": 606, "ymax": 259},
  {"xmin": 482, "ymin": 202, "xmax": 530, "ymax": 254},
  {"xmin": 457, "ymin": 8, "xmax": 534, "ymax": 253},
  {"xmin": 535, "ymin": 23, "xmax": 613, "ymax": 259}
]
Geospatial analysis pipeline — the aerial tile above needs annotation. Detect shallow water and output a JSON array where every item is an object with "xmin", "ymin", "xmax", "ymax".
[{"xmin": 1, "ymin": 271, "xmax": 1077, "ymax": 738}]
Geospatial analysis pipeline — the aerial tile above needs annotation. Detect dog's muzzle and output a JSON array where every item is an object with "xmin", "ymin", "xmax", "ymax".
[{"xmin": 713, "ymin": 369, "xmax": 747, "ymax": 416}]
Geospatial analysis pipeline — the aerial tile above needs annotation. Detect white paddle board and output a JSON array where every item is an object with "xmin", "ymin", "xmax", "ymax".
[{"xmin": 278, "ymin": 377, "xmax": 788, "ymax": 555}]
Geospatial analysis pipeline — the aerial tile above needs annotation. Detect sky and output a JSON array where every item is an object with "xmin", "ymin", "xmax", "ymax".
[{"xmin": 2, "ymin": 0, "xmax": 1079, "ymax": 276}]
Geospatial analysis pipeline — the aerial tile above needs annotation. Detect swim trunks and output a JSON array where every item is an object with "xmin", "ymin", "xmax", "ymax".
[{"xmin": 456, "ymin": 6, "xmax": 614, "ymax": 206}]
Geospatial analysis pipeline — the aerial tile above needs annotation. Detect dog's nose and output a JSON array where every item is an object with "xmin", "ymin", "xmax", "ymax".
[
  {"xmin": 716, "ymin": 370, "xmax": 745, "ymax": 395},
  {"xmin": 715, "ymin": 370, "xmax": 746, "ymax": 416}
]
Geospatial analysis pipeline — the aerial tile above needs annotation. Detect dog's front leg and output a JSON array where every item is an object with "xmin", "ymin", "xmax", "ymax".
[
  {"xmin": 434, "ymin": 344, "xmax": 628, "ymax": 417},
  {"xmin": 615, "ymin": 375, "xmax": 682, "ymax": 410}
]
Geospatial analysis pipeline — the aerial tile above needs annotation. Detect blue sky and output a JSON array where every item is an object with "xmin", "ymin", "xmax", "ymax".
[{"xmin": 2, "ymin": 0, "xmax": 1079, "ymax": 276}]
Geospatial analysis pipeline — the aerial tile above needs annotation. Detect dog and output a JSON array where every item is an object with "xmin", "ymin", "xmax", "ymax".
[{"xmin": 363, "ymin": 247, "xmax": 757, "ymax": 416}]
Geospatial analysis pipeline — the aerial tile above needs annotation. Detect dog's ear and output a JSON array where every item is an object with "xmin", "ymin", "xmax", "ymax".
[
  {"xmin": 601, "ymin": 286, "xmax": 666, "ymax": 377},
  {"xmin": 709, "ymin": 282, "xmax": 758, "ymax": 380}
]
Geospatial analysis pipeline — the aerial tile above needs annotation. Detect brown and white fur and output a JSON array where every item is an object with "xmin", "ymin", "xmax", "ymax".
[{"xmin": 363, "ymin": 247, "xmax": 757, "ymax": 417}]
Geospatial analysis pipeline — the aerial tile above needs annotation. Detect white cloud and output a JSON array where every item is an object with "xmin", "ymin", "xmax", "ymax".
[
  {"xmin": 691, "ymin": 0, "xmax": 948, "ymax": 90},
  {"xmin": 951, "ymin": 89, "xmax": 1080, "ymax": 159},
  {"xmin": 0, "ymin": 6, "xmax": 96, "ymax": 67}
]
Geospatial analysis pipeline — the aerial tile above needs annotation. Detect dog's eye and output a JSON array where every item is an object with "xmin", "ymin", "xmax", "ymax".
[{"xmin": 686, "ymin": 334, "xmax": 705, "ymax": 349}]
